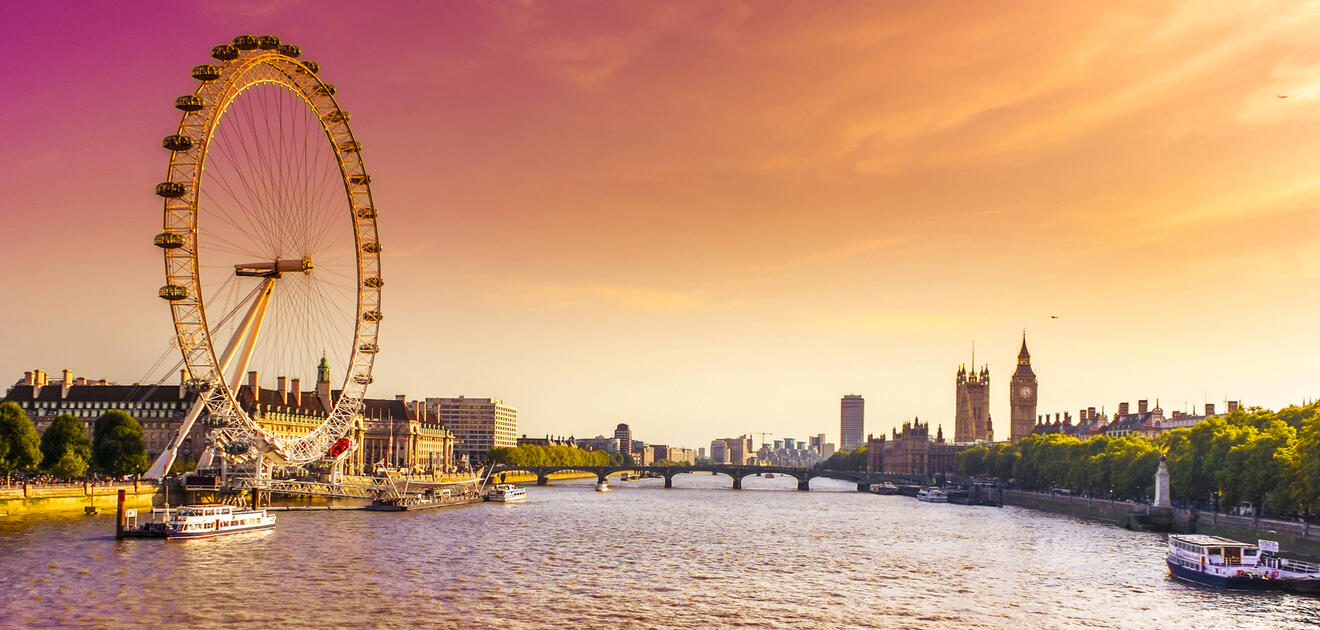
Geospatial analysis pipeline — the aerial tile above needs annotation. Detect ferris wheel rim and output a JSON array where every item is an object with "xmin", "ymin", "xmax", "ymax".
[{"xmin": 156, "ymin": 35, "xmax": 382, "ymax": 466}]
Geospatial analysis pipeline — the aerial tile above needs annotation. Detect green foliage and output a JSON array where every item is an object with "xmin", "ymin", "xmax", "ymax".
[
  {"xmin": 40, "ymin": 413, "xmax": 91, "ymax": 479},
  {"xmin": 169, "ymin": 458, "xmax": 198, "ymax": 474},
  {"xmin": 0, "ymin": 401, "xmax": 42, "ymax": 483},
  {"xmin": 92, "ymin": 410, "xmax": 148, "ymax": 477},
  {"xmin": 957, "ymin": 401, "xmax": 1320, "ymax": 513},
  {"xmin": 489, "ymin": 444, "xmax": 612, "ymax": 468},
  {"xmin": 816, "ymin": 445, "xmax": 868, "ymax": 471},
  {"xmin": 49, "ymin": 452, "xmax": 87, "ymax": 478}
]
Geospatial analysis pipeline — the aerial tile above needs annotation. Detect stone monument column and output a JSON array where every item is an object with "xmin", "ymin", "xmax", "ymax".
[{"xmin": 1154, "ymin": 455, "xmax": 1171, "ymax": 508}]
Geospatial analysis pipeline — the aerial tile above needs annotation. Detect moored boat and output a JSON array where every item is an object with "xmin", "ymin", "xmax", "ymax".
[
  {"xmin": 165, "ymin": 504, "xmax": 276, "ymax": 540},
  {"xmin": 485, "ymin": 483, "xmax": 527, "ymax": 503},
  {"xmin": 869, "ymin": 482, "xmax": 899, "ymax": 495},
  {"xmin": 1166, "ymin": 534, "xmax": 1320, "ymax": 592},
  {"xmin": 916, "ymin": 487, "xmax": 948, "ymax": 503},
  {"xmin": 367, "ymin": 477, "xmax": 484, "ymax": 511}
]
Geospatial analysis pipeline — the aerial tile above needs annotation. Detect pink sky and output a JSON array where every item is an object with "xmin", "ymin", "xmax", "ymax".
[{"xmin": 3, "ymin": 1, "xmax": 1320, "ymax": 448}]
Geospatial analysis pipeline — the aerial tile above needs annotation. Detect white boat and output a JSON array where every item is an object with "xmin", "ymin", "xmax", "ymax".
[
  {"xmin": 1166, "ymin": 535, "xmax": 1320, "ymax": 593},
  {"xmin": 595, "ymin": 480, "xmax": 611, "ymax": 492},
  {"xmin": 165, "ymin": 504, "xmax": 276, "ymax": 540},
  {"xmin": 916, "ymin": 487, "xmax": 948, "ymax": 503},
  {"xmin": 486, "ymin": 483, "xmax": 527, "ymax": 503}
]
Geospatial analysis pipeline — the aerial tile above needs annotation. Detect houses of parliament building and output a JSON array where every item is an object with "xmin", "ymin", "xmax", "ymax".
[{"xmin": 954, "ymin": 334, "xmax": 1038, "ymax": 443}]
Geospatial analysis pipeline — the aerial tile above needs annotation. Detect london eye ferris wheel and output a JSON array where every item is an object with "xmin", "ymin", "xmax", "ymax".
[{"xmin": 146, "ymin": 34, "xmax": 382, "ymax": 478}]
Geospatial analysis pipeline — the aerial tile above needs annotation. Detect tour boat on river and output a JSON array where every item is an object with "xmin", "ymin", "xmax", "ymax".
[
  {"xmin": 165, "ymin": 504, "xmax": 276, "ymax": 540},
  {"xmin": 485, "ymin": 483, "xmax": 527, "ymax": 503},
  {"xmin": 1166, "ymin": 534, "xmax": 1320, "ymax": 592},
  {"xmin": 916, "ymin": 487, "xmax": 948, "ymax": 503}
]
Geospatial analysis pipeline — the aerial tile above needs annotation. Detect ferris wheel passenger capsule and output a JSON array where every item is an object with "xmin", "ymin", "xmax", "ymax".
[
  {"xmin": 211, "ymin": 44, "xmax": 239, "ymax": 61},
  {"xmin": 353, "ymin": 375, "xmax": 374, "ymax": 385},
  {"xmin": 349, "ymin": 174, "xmax": 371, "ymax": 185},
  {"xmin": 277, "ymin": 43, "xmax": 301, "ymax": 58},
  {"xmin": 232, "ymin": 34, "xmax": 259, "ymax": 50},
  {"xmin": 312, "ymin": 84, "xmax": 336, "ymax": 97},
  {"xmin": 155, "ymin": 182, "xmax": 186, "ymax": 198},
  {"xmin": 362, "ymin": 310, "xmax": 383, "ymax": 322},
  {"xmin": 153, "ymin": 232, "xmax": 185, "ymax": 249},
  {"xmin": 162, "ymin": 135, "xmax": 194, "ymax": 151},
  {"xmin": 158, "ymin": 285, "xmax": 190, "ymax": 301},
  {"xmin": 257, "ymin": 35, "xmax": 281, "ymax": 50},
  {"xmin": 358, "ymin": 342, "xmax": 380, "ymax": 353},
  {"xmin": 338, "ymin": 141, "xmax": 362, "ymax": 153},
  {"xmin": 363, "ymin": 277, "xmax": 384, "ymax": 288},
  {"xmin": 175, "ymin": 95, "xmax": 204, "ymax": 112},
  {"xmin": 325, "ymin": 109, "xmax": 349, "ymax": 123},
  {"xmin": 184, "ymin": 378, "xmax": 212, "ymax": 393},
  {"xmin": 361, "ymin": 242, "xmax": 381, "ymax": 254},
  {"xmin": 355, "ymin": 207, "xmax": 377, "ymax": 219},
  {"xmin": 191, "ymin": 64, "xmax": 221, "ymax": 81}
]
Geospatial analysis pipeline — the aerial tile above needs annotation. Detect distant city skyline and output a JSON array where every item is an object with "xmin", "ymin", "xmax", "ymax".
[{"xmin": 3, "ymin": 2, "xmax": 1320, "ymax": 448}]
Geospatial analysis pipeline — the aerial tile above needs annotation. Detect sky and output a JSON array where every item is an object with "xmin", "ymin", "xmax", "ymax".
[{"xmin": 3, "ymin": 0, "xmax": 1320, "ymax": 450}]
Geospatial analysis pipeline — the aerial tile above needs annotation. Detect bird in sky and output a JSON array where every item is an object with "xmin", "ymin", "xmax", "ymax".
[
  {"xmin": 1278, "ymin": 94, "xmax": 1289, "ymax": 99},
  {"xmin": 1050, "ymin": 315, "xmax": 1060, "ymax": 319}
]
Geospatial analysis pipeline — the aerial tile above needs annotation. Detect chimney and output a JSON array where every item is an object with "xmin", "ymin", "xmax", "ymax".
[
  {"xmin": 179, "ymin": 369, "xmax": 188, "ymax": 399},
  {"xmin": 277, "ymin": 376, "xmax": 288, "ymax": 405},
  {"xmin": 1138, "ymin": 400, "xmax": 1148, "ymax": 414},
  {"xmin": 23, "ymin": 371, "xmax": 33, "ymax": 385},
  {"xmin": 97, "ymin": 379, "xmax": 108, "ymax": 386},
  {"xmin": 1227, "ymin": 400, "xmax": 1240, "ymax": 413},
  {"xmin": 247, "ymin": 370, "xmax": 259, "ymax": 393},
  {"xmin": 60, "ymin": 369, "xmax": 72, "ymax": 399},
  {"xmin": 414, "ymin": 400, "xmax": 425, "ymax": 422},
  {"xmin": 62, "ymin": 369, "xmax": 73, "ymax": 383},
  {"xmin": 290, "ymin": 378, "xmax": 301, "ymax": 406},
  {"xmin": 395, "ymin": 394, "xmax": 407, "ymax": 402},
  {"xmin": 35, "ymin": 369, "xmax": 47, "ymax": 386},
  {"xmin": 1119, "ymin": 402, "xmax": 1129, "ymax": 417},
  {"xmin": 1205, "ymin": 403, "xmax": 1215, "ymax": 416}
]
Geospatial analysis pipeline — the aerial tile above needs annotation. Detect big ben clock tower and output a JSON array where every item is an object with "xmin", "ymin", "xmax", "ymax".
[{"xmin": 1010, "ymin": 332, "xmax": 1038, "ymax": 442}]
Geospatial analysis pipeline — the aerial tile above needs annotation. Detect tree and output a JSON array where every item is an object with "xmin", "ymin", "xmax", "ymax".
[
  {"xmin": 92, "ymin": 410, "xmax": 148, "ymax": 477},
  {"xmin": 40, "ymin": 413, "xmax": 92, "ymax": 479},
  {"xmin": 0, "ymin": 402, "xmax": 42, "ymax": 484}
]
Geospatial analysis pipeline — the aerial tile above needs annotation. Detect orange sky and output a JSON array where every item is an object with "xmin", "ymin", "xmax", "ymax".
[{"xmin": 3, "ymin": 1, "xmax": 1320, "ymax": 449}]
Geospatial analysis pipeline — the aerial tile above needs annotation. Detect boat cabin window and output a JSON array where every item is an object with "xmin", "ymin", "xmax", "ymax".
[
  {"xmin": 1243, "ymin": 549, "xmax": 1258, "ymax": 557},
  {"xmin": 1207, "ymin": 548, "xmax": 1222, "ymax": 557}
]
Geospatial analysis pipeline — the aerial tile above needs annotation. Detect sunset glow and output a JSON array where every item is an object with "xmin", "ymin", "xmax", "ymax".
[{"xmin": 4, "ymin": 1, "xmax": 1320, "ymax": 448}]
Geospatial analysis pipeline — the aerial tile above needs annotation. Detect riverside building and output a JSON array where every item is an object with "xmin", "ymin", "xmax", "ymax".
[{"xmin": 426, "ymin": 396, "xmax": 517, "ymax": 465}]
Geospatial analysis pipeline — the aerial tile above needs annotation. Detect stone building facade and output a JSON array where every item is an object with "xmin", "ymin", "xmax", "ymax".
[
  {"xmin": 955, "ymin": 363, "xmax": 992, "ymax": 443},
  {"xmin": 866, "ymin": 418, "xmax": 960, "ymax": 477}
]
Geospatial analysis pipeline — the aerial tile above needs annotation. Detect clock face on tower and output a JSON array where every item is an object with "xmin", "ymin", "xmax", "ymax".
[{"xmin": 1019, "ymin": 386, "xmax": 1033, "ymax": 399}]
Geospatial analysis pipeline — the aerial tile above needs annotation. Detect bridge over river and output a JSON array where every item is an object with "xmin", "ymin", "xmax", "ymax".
[{"xmin": 489, "ymin": 464, "xmax": 926, "ymax": 491}]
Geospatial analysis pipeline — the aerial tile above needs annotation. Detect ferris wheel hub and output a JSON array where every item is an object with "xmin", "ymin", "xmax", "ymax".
[{"xmin": 233, "ymin": 256, "xmax": 313, "ymax": 278}]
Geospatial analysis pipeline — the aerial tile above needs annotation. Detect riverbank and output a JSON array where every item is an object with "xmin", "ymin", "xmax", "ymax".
[
  {"xmin": 0, "ymin": 482, "xmax": 160, "ymax": 518},
  {"xmin": 1003, "ymin": 489, "xmax": 1320, "ymax": 559},
  {"xmin": 492, "ymin": 471, "xmax": 596, "ymax": 484}
]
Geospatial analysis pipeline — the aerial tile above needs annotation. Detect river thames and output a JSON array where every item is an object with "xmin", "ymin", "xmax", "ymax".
[{"xmin": 3, "ymin": 474, "xmax": 1318, "ymax": 629}]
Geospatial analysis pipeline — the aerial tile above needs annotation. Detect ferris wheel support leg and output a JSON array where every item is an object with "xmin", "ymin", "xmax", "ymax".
[{"xmin": 144, "ymin": 279, "xmax": 277, "ymax": 480}]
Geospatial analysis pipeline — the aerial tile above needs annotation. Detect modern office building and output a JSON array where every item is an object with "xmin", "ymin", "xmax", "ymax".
[
  {"xmin": 841, "ymin": 395, "xmax": 865, "ymax": 451},
  {"xmin": 426, "ymin": 396, "xmax": 517, "ymax": 464}
]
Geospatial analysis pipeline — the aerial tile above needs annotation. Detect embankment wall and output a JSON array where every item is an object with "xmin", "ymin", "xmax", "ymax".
[{"xmin": 1003, "ymin": 489, "xmax": 1320, "ymax": 559}]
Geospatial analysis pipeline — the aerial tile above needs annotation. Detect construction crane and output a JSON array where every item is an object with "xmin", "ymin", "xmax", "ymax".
[{"xmin": 753, "ymin": 432, "xmax": 774, "ymax": 449}]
